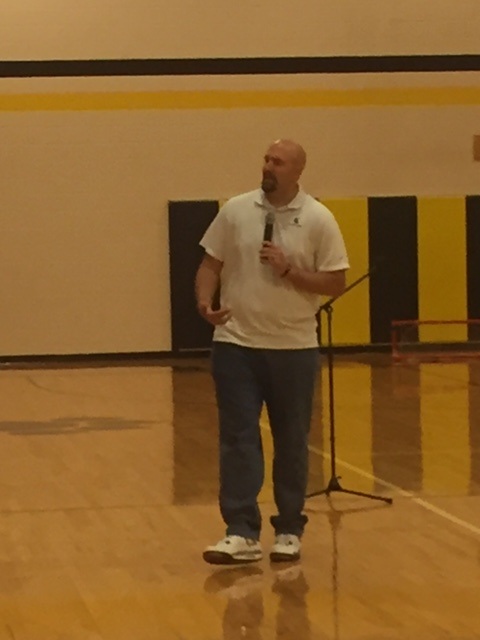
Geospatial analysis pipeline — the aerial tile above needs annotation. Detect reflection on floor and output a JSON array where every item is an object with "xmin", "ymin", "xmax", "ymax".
[
  {"xmin": 173, "ymin": 356, "xmax": 480, "ymax": 504},
  {"xmin": 0, "ymin": 355, "xmax": 479, "ymax": 639}
]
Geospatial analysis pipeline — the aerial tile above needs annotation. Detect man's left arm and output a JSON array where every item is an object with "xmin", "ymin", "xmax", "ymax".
[
  {"xmin": 282, "ymin": 267, "xmax": 346, "ymax": 297},
  {"xmin": 284, "ymin": 206, "xmax": 349, "ymax": 297},
  {"xmin": 260, "ymin": 240, "xmax": 347, "ymax": 297},
  {"xmin": 260, "ymin": 206, "xmax": 349, "ymax": 297}
]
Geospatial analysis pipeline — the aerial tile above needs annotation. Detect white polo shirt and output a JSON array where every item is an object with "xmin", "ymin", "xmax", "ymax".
[{"xmin": 200, "ymin": 188, "xmax": 349, "ymax": 349}]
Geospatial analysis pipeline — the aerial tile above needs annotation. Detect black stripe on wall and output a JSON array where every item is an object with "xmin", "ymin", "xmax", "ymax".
[
  {"xmin": 466, "ymin": 196, "xmax": 480, "ymax": 341},
  {"xmin": 168, "ymin": 200, "xmax": 218, "ymax": 353},
  {"xmin": 368, "ymin": 197, "xmax": 419, "ymax": 344},
  {"xmin": 2, "ymin": 55, "xmax": 480, "ymax": 78}
]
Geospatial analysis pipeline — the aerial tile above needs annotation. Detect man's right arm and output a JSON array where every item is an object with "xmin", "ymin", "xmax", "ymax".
[{"xmin": 195, "ymin": 253, "xmax": 231, "ymax": 325}]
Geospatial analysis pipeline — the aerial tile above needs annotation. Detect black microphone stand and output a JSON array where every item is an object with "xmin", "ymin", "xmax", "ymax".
[{"xmin": 306, "ymin": 269, "xmax": 393, "ymax": 504}]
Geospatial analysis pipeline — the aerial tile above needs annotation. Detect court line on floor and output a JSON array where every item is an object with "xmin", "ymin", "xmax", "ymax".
[{"xmin": 308, "ymin": 444, "xmax": 480, "ymax": 537}]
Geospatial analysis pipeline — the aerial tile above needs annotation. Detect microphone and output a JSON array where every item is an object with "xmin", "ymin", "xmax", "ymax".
[{"xmin": 263, "ymin": 212, "xmax": 274, "ymax": 243}]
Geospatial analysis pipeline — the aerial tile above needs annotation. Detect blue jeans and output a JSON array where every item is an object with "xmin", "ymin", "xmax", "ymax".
[{"xmin": 211, "ymin": 341, "xmax": 319, "ymax": 540}]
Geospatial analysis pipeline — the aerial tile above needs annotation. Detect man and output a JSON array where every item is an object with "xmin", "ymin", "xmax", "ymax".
[{"xmin": 195, "ymin": 139, "xmax": 349, "ymax": 564}]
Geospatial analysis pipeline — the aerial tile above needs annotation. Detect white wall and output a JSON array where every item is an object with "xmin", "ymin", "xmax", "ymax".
[{"xmin": 1, "ymin": 1, "xmax": 480, "ymax": 58}]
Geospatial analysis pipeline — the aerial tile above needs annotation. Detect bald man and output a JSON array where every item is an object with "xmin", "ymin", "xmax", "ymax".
[{"xmin": 195, "ymin": 139, "xmax": 349, "ymax": 565}]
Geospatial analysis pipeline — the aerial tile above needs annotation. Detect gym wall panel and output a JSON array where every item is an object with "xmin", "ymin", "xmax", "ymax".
[
  {"xmin": 367, "ymin": 197, "xmax": 419, "ymax": 345},
  {"xmin": 168, "ymin": 201, "xmax": 218, "ymax": 353},
  {"xmin": 466, "ymin": 196, "xmax": 480, "ymax": 340},
  {"xmin": 417, "ymin": 197, "xmax": 467, "ymax": 342},
  {"xmin": 322, "ymin": 199, "xmax": 370, "ymax": 346}
]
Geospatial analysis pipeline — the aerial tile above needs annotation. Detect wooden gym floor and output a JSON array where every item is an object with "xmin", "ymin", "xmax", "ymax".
[{"xmin": 0, "ymin": 354, "xmax": 479, "ymax": 639}]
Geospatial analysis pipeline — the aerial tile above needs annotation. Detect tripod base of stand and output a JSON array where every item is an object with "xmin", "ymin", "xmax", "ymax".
[{"xmin": 306, "ymin": 475, "xmax": 393, "ymax": 504}]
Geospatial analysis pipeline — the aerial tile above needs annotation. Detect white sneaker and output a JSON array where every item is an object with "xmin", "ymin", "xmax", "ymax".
[
  {"xmin": 203, "ymin": 535, "xmax": 263, "ymax": 565},
  {"xmin": 270, "ymin": 534, "xmax": 301, "ymax": 563}
]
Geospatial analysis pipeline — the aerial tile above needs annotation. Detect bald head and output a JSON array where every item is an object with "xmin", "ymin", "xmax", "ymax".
[
  {"xmin": 261, "ymin": 139, "xmax": 307, "ymax": 203},
  {"xmin": 271, "ymin": 139, "xmax": 307, "ymax": 174}
]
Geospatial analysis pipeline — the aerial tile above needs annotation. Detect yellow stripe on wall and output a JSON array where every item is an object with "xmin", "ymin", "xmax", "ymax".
[
  {"xmin": 2, "ymin": 86, "xmax": 480, "ymax": 111},
  {"xmin": 322, "ymin": 198, "xmax": 370, "ymax": 345},
  {"xmin": 417, "ymin": 197, "xmax": 467, "ymax": 342},
  {"xmin": 421, "ymin": 363, "xmax": 470, "ymax": 495}
]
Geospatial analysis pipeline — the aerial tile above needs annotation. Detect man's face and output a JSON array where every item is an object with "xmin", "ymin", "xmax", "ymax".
[{"xmin": 261, "ymin": 144, "xmax": 301, "ymax": 194}]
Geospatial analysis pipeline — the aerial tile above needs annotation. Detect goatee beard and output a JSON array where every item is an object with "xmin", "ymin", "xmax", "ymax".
[{"xmin": 261, "ymin": 176, "xmax": 277, "ymax": 193}]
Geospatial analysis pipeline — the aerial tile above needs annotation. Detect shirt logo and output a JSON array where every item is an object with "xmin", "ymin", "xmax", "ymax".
[{"xmin": 289, "ymin": 216, "xmax": 302, "ymax": 227}]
